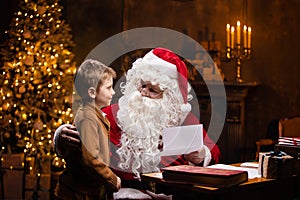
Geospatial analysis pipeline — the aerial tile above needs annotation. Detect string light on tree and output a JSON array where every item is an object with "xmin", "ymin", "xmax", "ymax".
[{"xmin": 0, "ymin": 0, "xmax": 76, "ymax": 162}]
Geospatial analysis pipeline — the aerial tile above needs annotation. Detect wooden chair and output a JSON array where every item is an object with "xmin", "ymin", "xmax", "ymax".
[
  {"xmin": 278, "ymin": 117, "xmax": 300, "ymax": 138},
  {"xmin": 255, "ymin": 138, "xmax": 277, "ymax": 160},
  {"xmin": 255, "ymin": 116, "xmax": 300, "ymax": 160}
]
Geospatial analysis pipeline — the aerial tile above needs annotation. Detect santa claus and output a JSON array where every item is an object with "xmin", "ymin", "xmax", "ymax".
[{"xmin": 54, "ymin": 47, "xmax": 221, "ymax": 184}]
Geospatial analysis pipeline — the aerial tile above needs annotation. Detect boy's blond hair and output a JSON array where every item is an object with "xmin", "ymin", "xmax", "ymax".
[{"xmin": 74, "ymin": 59, "xmax": 116, "ymax": 100}]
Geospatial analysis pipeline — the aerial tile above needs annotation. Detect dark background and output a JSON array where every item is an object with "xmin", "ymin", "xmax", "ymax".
[{"xmin": 1, "ymin": 0, "xmax": 299, "ymax": 160}]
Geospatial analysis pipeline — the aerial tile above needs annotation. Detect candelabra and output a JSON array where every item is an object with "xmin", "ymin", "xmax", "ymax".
[
  {"xmin": 226, "ymin": 44, "xmax": 251, "ymax": 83},
  {"xmin": 226, "ymin": 21, "xmax": 252, "ymax": 83}
]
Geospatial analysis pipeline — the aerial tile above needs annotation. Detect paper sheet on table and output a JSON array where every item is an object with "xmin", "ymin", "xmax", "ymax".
[
  {"xmin": 158, "ymin": 124, "xmax": 203, "ymax": 156},
  {"xmin": 207, "ymin": 164, "xmax": 260, "ymax": 179}
]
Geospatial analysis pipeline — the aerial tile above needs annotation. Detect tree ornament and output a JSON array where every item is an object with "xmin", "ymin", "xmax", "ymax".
[
  {"xmin": 37, "ymin": 6, "xmax": 46, "ymax": 15},
  {"xmin": 65, "ymin": 95, "xmax": 72, "ymax": 103},
  {"xmin": 32, "ymin": 79, "xmax": 42, "ymax": 85},
  {"xmin": 24, "ymin": 55, "xmax": 34, "ymax": 65},
  {"xmin": 2, "ymin": 104, "xmax": 7, "ymax": 110},
  {"xmin": 33, "ymin": 113, "xmax": 43, "ymax": 130},
  {"xmin": 19, "ymin": 85, "xmax": 26, "ymax": 93},
  {"xmin": 62, "ymin": 49, "xmax": 70, "ymax": 55},
  {"xmin": 3, "ymin": 132, "xmax": 11, "ymax": 139},
  {"xmin": 14, "ymin": 109, "xmax": 20, "ymax": 115},
  {"xmin": 16, "ymin": 93, "xmax": 22, "ymax": 99},
  {"xmin": 23, "ymin": 30, "xmax": 32, "ymax": 39}
]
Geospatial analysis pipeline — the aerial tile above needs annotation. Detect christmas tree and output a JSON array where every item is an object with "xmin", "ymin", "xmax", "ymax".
[{"xmin": 0, "ymin": 0, "xmax": 76, "ymax": 158}]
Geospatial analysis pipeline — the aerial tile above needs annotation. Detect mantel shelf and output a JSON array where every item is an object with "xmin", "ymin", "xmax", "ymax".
[
  {"xmin": 191, "ymin": 80, "xmax": 259, "ymax": 87},
  {"xmin": 191, "ymin": 80, "xmax": 259, "ymax": 101}
]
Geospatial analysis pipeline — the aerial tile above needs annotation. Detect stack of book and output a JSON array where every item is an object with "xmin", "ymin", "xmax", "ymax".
[{"xmin": 278, "ymin": 137, "xmax": 300, "ymax": 146}]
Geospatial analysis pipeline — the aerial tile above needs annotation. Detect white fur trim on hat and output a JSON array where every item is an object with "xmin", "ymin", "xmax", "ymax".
[
  {"xmin": 181, "ymin": 103, "xmax": 191, "ymax": 113},
  {"xmin": 142, "ymin": 50, "xmax": 178, "ymax": 79}
]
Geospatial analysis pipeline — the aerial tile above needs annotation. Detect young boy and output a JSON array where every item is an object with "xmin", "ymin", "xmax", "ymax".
[{"xmin": 55, "ymin": 59, "xmax": 121, "ymax": 200}]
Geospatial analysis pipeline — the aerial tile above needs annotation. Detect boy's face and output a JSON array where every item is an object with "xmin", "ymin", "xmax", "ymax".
[{"xmin": 95, "ymin": 76, "xmax": 115, "ymax": 108}]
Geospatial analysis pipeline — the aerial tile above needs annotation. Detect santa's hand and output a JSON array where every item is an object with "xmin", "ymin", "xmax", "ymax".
[
  {"xmin": 59, "ymin": 124, "xmax": 80, "ymax": 149},
  {"xmin": 183, "ymin": 145, "xmax": 212, "ymax": 166},
  {"xmin": 54, "ymin": 124, "xmax": 80, "ymax": 157}
]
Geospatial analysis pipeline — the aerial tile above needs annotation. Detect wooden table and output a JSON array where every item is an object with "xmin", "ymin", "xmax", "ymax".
[{"xmin": 142, "ymin": 165, "xmax": 299, "ymax": 200}]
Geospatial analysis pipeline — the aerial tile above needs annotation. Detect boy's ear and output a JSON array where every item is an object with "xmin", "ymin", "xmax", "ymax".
[{"xmin": 88, "ymin": 87, "xmax": 96, "ymax": 99}]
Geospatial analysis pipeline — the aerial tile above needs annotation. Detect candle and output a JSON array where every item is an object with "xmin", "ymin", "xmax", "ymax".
[
  {"xmin": 231, "ymin": 26, "xmax": 235, "ymax": 49},
  {"xmin": 243, "ymin": 25, "xmax": 247, "ymax": 48},
  {"xmin": 236, "ymin": 21, "xmax": 241, "ymax": 44},
  {"xmin": 248, "ymin": 27, "xmax": 252, "ymax": 49},
  {"xmin": 226, "ymin": 24, "xmax": 230, "ymax": 47}
]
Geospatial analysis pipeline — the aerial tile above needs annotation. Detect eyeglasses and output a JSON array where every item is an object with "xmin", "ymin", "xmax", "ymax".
[{"xmin": 137, "ymin": 80, "xmax": 164, "ymax": 99}]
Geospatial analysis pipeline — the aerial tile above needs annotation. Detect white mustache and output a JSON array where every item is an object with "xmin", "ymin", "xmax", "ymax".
[{"xmin": 127, "ymin": 91, "xmax": 161, "ymax": 113}]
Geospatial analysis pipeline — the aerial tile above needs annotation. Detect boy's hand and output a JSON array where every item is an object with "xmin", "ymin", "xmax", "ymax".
[{"xmin": 116, "ymin": 176, "xmax": 121, "ymax": 191}]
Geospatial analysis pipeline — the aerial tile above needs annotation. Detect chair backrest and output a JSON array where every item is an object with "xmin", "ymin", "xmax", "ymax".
[{"xmin": 279, "ymin": 117, "xmax": 300, "ymax": 137}]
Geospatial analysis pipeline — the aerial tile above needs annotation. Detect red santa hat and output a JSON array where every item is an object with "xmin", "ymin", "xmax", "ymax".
[{"xmin": 142, "ymin": 47, "xmax": 191, "ymax": 113}]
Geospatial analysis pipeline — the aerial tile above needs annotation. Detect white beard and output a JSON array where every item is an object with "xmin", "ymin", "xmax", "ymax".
[{"xmin": 116, "ymin": 90, "xmax": 181, "ymax": 179}]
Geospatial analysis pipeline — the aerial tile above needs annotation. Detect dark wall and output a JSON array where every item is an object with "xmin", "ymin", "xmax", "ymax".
[
  {"xmin": 245, "ymin": 0, "xmax": 300, "ymax": 151},
  {"xmin": 1, "ymin": 0, "xmax": 299, "ymax": 158},
  {"xmin": 0, "ymin": 0, "xmax": 123, "ymax": 63},
  {"xmin": 61, "ymin": 0, "xmax": 123, "ymax": 63},
  {"xmin": 0, "ymin": 1, "xmax": 19, "ymax": 45}
]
